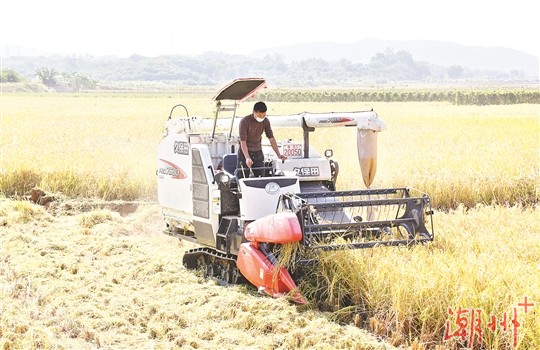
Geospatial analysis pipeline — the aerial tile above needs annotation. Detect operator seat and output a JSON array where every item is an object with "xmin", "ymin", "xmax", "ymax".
[{"xmin": 222, "ymin": 153, "xmax": 238, "ymax": 177}]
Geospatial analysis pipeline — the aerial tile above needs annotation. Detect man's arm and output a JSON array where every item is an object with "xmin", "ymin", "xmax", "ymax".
[
  {"xmin": 269, "ymin": 137, "xmax": 287, "ymax": 161},
  {"xmin": 240, "ymin": 140, "xmax": 253, "ymax": 167}
]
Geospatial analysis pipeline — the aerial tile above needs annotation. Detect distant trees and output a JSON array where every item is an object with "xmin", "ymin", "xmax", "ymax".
[
  {"xmin": 33, "ymin": 67, "xmax": 96, "ymax": 91},
  {"xmin": 35, "ymin": 67, "xmax": 58, "ymax": 87},
  {"xmin": 447, "ymin": 65, "xmax": 465, "ymax": 79},
  {"xmin": 62, "ymin": 72, "xmax": 97, "ymax": 91},
  {"xmin": 0, "ymin": 69, "xmax": 24, "ymax": 83},
  {"xmin": 2, "ymin": 49, "xmax": 534, "ymax": 88},
  {"xmin": 4, "ymin": 63, "xmax": 539, "ymax": 104},
  {"xmin": 258, "ymin": 88, "xmax": 540, "ymax": 105},
  {"xmin": 369, "ymin": 49, "xmax": 429, "ymax": 81}
]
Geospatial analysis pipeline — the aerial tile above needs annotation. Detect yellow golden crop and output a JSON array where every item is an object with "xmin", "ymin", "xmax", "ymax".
[{"xmin": 1, "ymin": 93, "xmax": 538, "ymax": 348}]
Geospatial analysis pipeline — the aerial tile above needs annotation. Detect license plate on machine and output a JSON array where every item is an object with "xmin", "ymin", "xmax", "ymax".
[{"xmin": 282, "ymin": 143, "xmax": 303, "ymax": 157}]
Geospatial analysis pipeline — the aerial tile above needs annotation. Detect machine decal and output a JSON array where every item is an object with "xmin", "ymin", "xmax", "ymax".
[
  {"xmin": 158, "ymin": 159, "xmax": 187, "ymax": 179},
  {"xmin": 174, "ymin": 141, "xmax": 189, "ymax": 155},
  {"xmin": 317, "ymin": 116, "xmax": 354, "ymax": 124},
  {"xmin": 265, "ymin": 182, "xmax": 281, "ymax": 194},
  {"xmin": 293, "ymin": 167, "xmax": 320, "ymax": 177},
  {"xmin": 282, "ymin": 143, "xmax": 302, "ymax": 157}
]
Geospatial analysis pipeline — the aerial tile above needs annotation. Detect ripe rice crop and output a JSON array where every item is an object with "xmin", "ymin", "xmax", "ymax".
[
  {"xmin": 1, "ymin": 94, "xmax": 537, "ymax": 208},
  {"xmin": 298, "ymin": 204, "xmax": 539, "ymax": 349},
  {"xmin": 1, "ymin": 92, "xmax": 538, "ymax": 349}
]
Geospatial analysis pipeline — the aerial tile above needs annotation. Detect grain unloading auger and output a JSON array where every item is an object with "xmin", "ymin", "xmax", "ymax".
[{"xmin": 157, "ymin": 78, "xmax": 434, "ymax": 303}]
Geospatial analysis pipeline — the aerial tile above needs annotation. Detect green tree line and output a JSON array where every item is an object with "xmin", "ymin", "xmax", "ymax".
[
  {"xmin": 2, "ymin": 67, "xmax": 96, "ymax": 91},
  {"xmin": 2, "ymin": 49, "xmax": 534, "ymax": 87},
  {"xmin": 258, "ymin": 89, "xmax": 540, "ymax": 105}
]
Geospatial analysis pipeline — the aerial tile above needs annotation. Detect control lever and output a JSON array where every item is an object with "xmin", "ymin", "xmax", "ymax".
[{"xmin": 240, "ymin": 162, "xmax": 247, "ymax": 178}]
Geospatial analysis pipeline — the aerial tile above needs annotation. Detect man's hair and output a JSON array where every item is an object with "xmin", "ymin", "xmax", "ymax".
[{"xmin": 253, "ymin": 101, "xmax": 267, "ymax": 113}]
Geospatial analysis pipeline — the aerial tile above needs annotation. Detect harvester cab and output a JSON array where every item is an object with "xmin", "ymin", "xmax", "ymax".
[{"xmin": 157, "ymin": 78, "xmax": 434, "ymax": 303}]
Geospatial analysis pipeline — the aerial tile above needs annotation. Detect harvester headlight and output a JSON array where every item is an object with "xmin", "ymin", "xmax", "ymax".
[{"xmin": 324, "ymin": 149, "xmax": 333, "ymax": 158}]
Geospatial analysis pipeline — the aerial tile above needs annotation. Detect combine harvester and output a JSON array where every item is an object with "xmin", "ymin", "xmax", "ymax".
[{"xmin": 157, "ymin": 78, "xmax": 434, "ymax": 303}]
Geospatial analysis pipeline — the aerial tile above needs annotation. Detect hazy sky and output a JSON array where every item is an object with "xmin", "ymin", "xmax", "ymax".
[{"xmin": 1, "ymin": 0, "xmax": 539, "ymax": 57}]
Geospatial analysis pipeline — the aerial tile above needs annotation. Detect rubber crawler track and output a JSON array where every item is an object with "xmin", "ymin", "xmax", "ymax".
[{"xmin": 183, "ymin": 247, "xmax": 245, "ymax": 285}]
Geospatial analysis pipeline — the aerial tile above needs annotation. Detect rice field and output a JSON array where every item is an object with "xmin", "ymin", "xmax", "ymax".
[
  {"xmin": 1, "ymin": 92, "xmax": 539, "ymax": 349},
  {"xmin": 1, "ymin": 94, "xmax": 537, "ymax": 208},
  {"xmin": 1, "ymin": 198, "xmax": 391, "ymax": 350}
]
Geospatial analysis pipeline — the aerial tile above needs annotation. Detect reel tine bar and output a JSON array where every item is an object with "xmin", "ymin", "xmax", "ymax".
[{"xmin": 280, "ymin": 187, "xmax": 434, "ymax": 252}]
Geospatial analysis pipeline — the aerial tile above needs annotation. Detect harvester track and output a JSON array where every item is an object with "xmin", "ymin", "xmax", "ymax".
[{"xmin": 183, "ymin": 247, "xmax": 245, "ymax": 285}]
